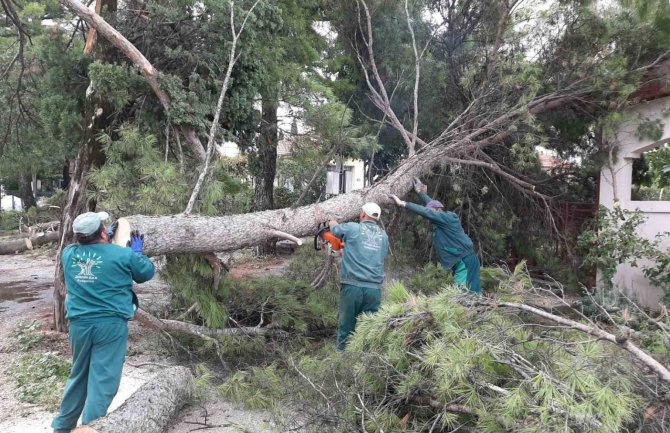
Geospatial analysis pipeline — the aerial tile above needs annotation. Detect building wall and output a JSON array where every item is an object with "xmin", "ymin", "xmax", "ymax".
[
  {"xmin": 325, "ymin": 158, "xmax": 366, "ymax": 194},
  {"xmin": 599, "ymin": 96, "xmax": 670, "ymax": 308}
]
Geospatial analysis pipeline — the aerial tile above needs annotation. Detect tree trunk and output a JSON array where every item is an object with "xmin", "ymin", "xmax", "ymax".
[
  {"xmin": 0, "ymin": 231, "xmax": 59, "ymax": 255},
  {"xmin": 53, "ymin": 122, "xmax": 107, "ymax": 331},
  {"xmin": 252, "ymin": 97, "xmax": 278, "ymax": 212},
  {"xmin": 252, "ymin": 95, "xmax": 279, "ymax": 255},
  {"xmin": 76, "ymin": 366, "xmax": 193, "ymax": 433},
  {"xmin": 121, "ymin": 143, "xmax": 447, "ymax": 256},
  {"xmin": 18, "ymin": 174, "xmax": 36, "ymax": 209},
  {"xmin": 53, "ymin": 2, "xmax": 116, "ymax": 332},
  {"xmin": 62, "ymin": 159, "xmax": 71, "ymax": 189}
]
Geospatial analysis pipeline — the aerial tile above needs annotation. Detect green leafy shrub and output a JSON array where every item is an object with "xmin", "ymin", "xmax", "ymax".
[
  {"xmin": 14, "ymin": 320, "xmax": 43, "ymax": 351},
  {"xmin": 8, "ymin": 353, "xmax": 70, "ymax": 409},
  {"xmin": 578, "ymin": 206, "xmax": 670, "ymax": 301}
]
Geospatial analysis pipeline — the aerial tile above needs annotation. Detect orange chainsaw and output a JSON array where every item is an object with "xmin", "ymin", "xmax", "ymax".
[{"xmin": 314, "ymin": 222, "xmax": 344, "ymax": 255}]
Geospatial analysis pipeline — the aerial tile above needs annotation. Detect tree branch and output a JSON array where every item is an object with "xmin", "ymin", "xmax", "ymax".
[{"xmin": 183, "ymin": 0, "xmax": 261, "ymax": 215}]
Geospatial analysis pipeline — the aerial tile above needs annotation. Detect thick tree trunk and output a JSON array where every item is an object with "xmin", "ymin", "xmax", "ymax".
[
  {"xmin": 0, "ymin": 231, "xmax": 59, "ymax": 255},
  {"xmin": 53, "ymin": 125, "xmax": 107, "ymax": 331},
  {"xmin": 18, "ymin": 174, "xmax": 36, "ymax": 209},
  {"xmin": 76, "ymin": 366, "xmax": 193, "ymax": 433},
  {"xmin": 53, "ymin": 3, "xmax": 116, "ymax": 331},
  {"xmin": 123, "ymin": 143, "xmax": 447, "ymax": 256},
  {"xmin": 252, "ymin": 97, "xmax": 279, "ymax": 212},
  {"xmin": 62, "ymin": 160, "xmax": 72, "ymax": 189},
  {"xmin": 252, "ymin": 96, "xmax": 279, "ymax": 255}
]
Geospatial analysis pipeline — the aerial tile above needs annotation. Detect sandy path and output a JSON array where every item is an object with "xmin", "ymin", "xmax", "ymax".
[
  {"xmin": 0, "ymin": 253, "xmax": 159, "ymax": 431},
  {"xmin": 0, "ymin": 253, "xmax": 294, "ymax": 433}
]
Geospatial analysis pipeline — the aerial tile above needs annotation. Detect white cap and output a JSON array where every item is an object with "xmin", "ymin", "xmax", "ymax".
[
  {"xmin": 362, "ymin": 202, "xmax": 381, "ymax": 220},
  {"xmin": 72, "ymin": 211, "xmax": 109, "ymax": 235}
]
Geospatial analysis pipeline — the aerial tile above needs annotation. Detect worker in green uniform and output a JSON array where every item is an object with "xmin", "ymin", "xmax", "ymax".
[
  {"xmin": 52, "ymin": 212, "xmax": 155, "ymax": 433},
  {"xmin": 329, "ymin": 202, "xmax": 389, "ymax": 351},
  {"xmin": 390, "ymin": 178, "xmax": 481, "ymax": 294}
]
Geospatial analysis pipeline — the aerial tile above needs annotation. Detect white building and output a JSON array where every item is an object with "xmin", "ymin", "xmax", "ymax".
[
  {"xmin": 599, "ymin": 96, "xmax": 670, "ymax": 308},
  {"xmin": 325, "ymin": 158, "xmax": 366, "ymax": 195}
]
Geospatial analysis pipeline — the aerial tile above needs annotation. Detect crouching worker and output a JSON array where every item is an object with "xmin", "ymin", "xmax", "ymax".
[
  {"xmin": 52, "ymin": 212, "xmax": 155, "ymax": 433},
  {"xmin": 329, "ymin": 203, "xmax": 389, "ymax": 351},
  {"xmin": 390, "ymin": 178, "xmax": 481, "ymax": 294}
]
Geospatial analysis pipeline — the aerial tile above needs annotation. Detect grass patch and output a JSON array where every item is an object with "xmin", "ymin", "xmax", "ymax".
[
  {"xmin": 14, "ymin": 320, "xmax": 44, "ymax": 352},
  {"xmin": 8, "ymin": 353, "xmax": 70, "ymax": 410}
]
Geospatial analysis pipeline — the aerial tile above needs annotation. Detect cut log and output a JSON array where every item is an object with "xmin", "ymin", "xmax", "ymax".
[
  {"xmin": 28, "ymin": 220, "xmax": 60, "ymax": 235},
  {"xmin": 73, "ymin": 366, "xmax": 193, "ymax": 433},
  {"xmin": 0, "ymin": 231, "xmax": 60, "ymax": 254}
]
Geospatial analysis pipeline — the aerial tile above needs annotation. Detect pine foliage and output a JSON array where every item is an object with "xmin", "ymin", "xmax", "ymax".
[{"xmin": 221, "ymin": 284, "xmax": 657, "ymax": 432}]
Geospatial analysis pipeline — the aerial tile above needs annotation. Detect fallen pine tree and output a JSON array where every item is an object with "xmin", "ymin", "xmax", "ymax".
[{"xmin": 219, "ymin": 283, "xmax": 670, "ymax": 433}]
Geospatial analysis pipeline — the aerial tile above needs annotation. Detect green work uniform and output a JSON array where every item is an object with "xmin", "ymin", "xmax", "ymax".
[
  {"xmin": 331, "ymin": 221, "xmax": 389, "ymax": 350},
  {"xmin": 52, "ymin": 243, "xmax": 154, "ymax": 433},
  {"xmin": 406, "ymin": 193, "xmax": 481, "ymax": 293}
]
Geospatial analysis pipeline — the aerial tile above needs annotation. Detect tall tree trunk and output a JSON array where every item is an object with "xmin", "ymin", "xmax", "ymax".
[
  {"xmin": 18, "ymin": 174, "xmax": 36, "ymax": 209},
  {"xmin": 62, "ymin": 159, "xmax": 71, "ymax": 189},
  {"xmin": 252, "ymin": 95, "xmax": 279, "ymax": 255},
  {"xmin": 53, "ymin": 0, "xmax": 116, "ymax": 333},
  {"xmin": 53, "ymin": 106, "xmax": 108, "ymax": 332},
  {"xmin": 252, "ymin": 97, "xmax": 279, "ymax": 212}
]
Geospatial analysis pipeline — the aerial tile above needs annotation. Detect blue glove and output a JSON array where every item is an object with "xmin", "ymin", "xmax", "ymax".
[
  {"xmin": 107, "ymin": 221, "xmax": 118, "ymax": 238},
  {"xmin": 129, "ymin": 230, "xmax": 145, "ymax": 254}
]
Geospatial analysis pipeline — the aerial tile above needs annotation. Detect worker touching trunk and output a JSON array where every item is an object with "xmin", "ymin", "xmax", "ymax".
[
  {"xmin": 390, "ymin": 178, "xmax": 481, "ymax": 294},
  {"xmin": 52, "ymin": 212, "xmax": 155, "ymax": 433},
  {"xmin": 329, "ymin": 203, "xmax": 389, "ymax": 351}
]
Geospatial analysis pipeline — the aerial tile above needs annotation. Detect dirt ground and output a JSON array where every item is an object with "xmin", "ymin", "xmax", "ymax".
[{"xmin": 0, "ymin": 251, "xmax": 289, "ymax": 433}]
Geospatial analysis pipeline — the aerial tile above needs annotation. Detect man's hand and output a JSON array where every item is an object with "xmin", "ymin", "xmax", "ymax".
[
  {"xmin": 328, "ymin": 219, "xmax": 339, "ymax": 228},
  {"xmin": 129, "ymin": 230, "xmax": 145, "ymax": 254},
  {"xmin": 107, "ymin": 221, "xmax": 118, "ymax": 238},
  {"xmin": 389, "ymin": 194, "xmax": 406, "ymax": 207},
  {"xmin": 413, "ymin": 177, "xmax": 427, "ymax": 194}
]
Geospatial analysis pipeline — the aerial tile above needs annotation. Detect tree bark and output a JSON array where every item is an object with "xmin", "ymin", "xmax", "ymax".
[
  {"xmin": 53, "ymin": 115, "xmax": 108, "ymax": 331},
  {"xmin": 122, "ymin": 142, "xmax": 448, "ymax": 256},
  {"xmin": 53, "ymin": 1, "xmax": 115, "ymax": 332},
  {"xmin": 17, "ymin": 174, "xmax": 36, "ymax": 209},
  {"xmin": 252, "ymin": 96, "xmax": 279, "ymax": 255},
  {"xmin": 252, "ymin": 96, "xmax": 279, "ymax": 213},
  {"xmin": 75, "ymin": 366, "xmax": 193, "ymax": 433},
  {"xmin": 0, "ymin": 231, "xmax": 59, "ymax": 254}
]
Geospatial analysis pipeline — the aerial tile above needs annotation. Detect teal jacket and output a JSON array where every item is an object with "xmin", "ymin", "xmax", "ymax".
[
  {"xmin": 63, "ymin": 243, "xmax": 155, "ymax": 322},
  {"xmin": 406, "ymin": 192, "xmax": 475, "ymax": 270},
  {"xmin": 331, "ymin": 221, "xmax": 389, "ymax": 289}
]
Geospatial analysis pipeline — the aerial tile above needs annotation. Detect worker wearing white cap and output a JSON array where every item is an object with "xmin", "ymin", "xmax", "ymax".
[
  {"xmin": 52, "ymin": 212, "xmax": 154, "ymax": 433},
  {"xmin": 328, "ymin": 202, "xmax": 389, "ymax": 350}
]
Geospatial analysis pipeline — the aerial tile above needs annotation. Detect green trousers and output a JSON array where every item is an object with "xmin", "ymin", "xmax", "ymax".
[
  {"xmin": 52, "ymin": 318, "xmax": 128, "ymax": 433},
  {"xmin": 337, "ymin": 284, "xmax": 381, "ymax": 351},
  {"xmin": 451, "ymin": 253, "xmax": 481, "ymax": 294}
]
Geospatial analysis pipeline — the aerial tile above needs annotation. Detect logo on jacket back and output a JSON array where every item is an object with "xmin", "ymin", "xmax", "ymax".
[
  {"xmin": 71, "ymin": 252, "xmax": 103, "ymax": 283},
  {"xmin": 361, "ymin": 224, "xmax": 384, "ymax": 251}
]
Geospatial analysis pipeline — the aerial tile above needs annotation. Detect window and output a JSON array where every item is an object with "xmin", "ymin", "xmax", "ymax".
[
  {"xmin": 631, "ymin": 144, "xmax": 670, "ymax": 201},
  {"xmin": 325, "ymin": 166, "xmax": 354, "ymax": 195}
]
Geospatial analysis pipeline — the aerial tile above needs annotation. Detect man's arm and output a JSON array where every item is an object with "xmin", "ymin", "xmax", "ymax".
[
  {"xmin": 417, "ymin": 192, "xmax": 432, "ymax": 205},
  {"xmin": 330, "ymin": 220, "xmax": 354, "ymax": 239},
  {"xmin": 413, "ymin": 177, "xmax": 432, "ymax": 205},
  {"xmin": 129, "ymin": 253, "xmax": 155, "ymax": 283},
  {"xmin": 405, "ymin": 202, "xmax": 446, "ymax": 225}
]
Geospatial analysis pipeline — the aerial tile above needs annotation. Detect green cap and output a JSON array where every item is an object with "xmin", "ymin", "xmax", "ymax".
[{"xmin": 72, "ymin": 211, "xmax": 109, "ymax": 235}]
